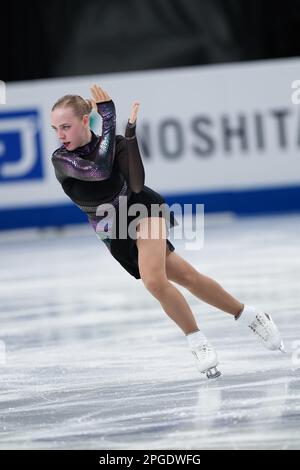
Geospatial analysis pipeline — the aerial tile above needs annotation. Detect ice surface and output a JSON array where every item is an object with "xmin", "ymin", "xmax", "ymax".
[{"xmin": 0, "ymin": 213, "xmax": 299, "ymax": 449}]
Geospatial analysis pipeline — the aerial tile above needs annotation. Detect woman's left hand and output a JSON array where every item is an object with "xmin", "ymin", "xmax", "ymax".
[{"xmin": 129, "ymin": 101, "xmax": 140, "ymax": 124}]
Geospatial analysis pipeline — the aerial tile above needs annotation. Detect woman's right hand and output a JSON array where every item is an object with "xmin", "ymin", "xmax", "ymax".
[{"xmin": 90, "ymin": 84, "xmax": 111, "ymax": 104}]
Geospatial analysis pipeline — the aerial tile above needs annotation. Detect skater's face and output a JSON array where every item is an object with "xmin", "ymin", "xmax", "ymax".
[{"xmin": 51, "ymin": 106, "xmax": 90, "ymax": 151}]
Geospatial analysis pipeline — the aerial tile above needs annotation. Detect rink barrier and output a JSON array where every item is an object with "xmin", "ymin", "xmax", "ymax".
[{"xmin": 1, "ymin": 184, "xmax": 300, "ymax": 230}]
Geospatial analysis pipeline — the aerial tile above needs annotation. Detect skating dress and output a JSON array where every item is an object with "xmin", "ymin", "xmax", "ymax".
[{"xmin": 52, "ymin": 100, "xmax": 178, "ymax": 279}]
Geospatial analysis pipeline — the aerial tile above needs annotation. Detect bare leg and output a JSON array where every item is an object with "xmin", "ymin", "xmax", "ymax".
[
  {"xmin": 146, "ymin": 279, "xmax": 199, "ymax": 334},
  {"xmin": 136, "ymin": 217, "xmax": 199, "ymax": 334},
  {"xmin": 165, "ymin": 251, "xmax": 244, "ymax": 317},
  {"xmin": 188, "ymin": 273, "xmax": 243, "ymax": 316}
]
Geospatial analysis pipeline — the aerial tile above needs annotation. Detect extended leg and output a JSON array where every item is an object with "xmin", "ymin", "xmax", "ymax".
[
  {"xmin": 165, "ymin": 251, "xmax": 244, "ymax": 316},
  {"xmin": 165, "ymin": 251, "xmax": 284, "ymax": 354}
]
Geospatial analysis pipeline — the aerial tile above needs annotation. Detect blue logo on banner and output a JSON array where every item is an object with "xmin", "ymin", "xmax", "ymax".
[{"xmin": 0, "ymin": 109, "xmax": 43, "ymax": 182}]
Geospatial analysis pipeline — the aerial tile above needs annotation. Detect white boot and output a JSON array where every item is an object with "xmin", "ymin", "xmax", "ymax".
[
  {"xmin": 186, "ymin": 330, "xmax": 221, "ymax": 379},
  {"xmin": 235, "ymin": 305, "xmax": 285, "ymax": 352}
]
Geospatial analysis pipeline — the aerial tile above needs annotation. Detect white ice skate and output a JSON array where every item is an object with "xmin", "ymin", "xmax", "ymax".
[
  {"xmin": 186, "ymin": 330, "xmax": 221, "ymax": 379},
  {"xmin": 236, "ymin": 305, "xmax": 285, "ymax": 352}
]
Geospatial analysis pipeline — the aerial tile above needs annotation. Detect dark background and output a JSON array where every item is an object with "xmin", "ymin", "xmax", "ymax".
[{"xmin": 1, "ymin": 0, "xmax": 299, "ymax": 82}]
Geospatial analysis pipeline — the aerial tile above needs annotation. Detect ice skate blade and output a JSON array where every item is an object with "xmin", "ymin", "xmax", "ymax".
[{"xmin": 202, "ymin": 366, "xmax": 221, "ymax": 379}]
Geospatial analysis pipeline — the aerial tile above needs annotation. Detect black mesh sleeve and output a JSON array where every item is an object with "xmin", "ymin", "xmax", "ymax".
[{"xmin": 116, "ymin": 120, "xmax": 145, "ymax": 193}]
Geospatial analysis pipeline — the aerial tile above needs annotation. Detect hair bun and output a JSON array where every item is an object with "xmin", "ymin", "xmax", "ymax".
[
  {"xmin": 52, "ymin": 94, "xmax": 93, "ymax": 118},
  {"xmin": 85, "ymin": 99, "xmax": 93, "ymax": 113}
]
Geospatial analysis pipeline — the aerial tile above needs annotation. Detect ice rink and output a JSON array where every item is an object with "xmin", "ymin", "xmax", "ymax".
[{"xmin": 0, "ymin": 212, "xmax": 299, "ymax": 450}]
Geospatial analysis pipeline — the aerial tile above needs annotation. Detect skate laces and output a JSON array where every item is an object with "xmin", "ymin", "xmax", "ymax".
[
  {"xmin": 193, "ymin": 342, "xmax": 212, "ymax": 359},
  {"xmin": 249, "ymin": 312, "xmax": 273, "ymax": 342}
]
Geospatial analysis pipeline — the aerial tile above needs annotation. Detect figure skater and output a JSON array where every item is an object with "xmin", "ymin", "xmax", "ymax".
[{"xmin": 51, "ymin": 84, "xmax": 285, "ymax": 379}]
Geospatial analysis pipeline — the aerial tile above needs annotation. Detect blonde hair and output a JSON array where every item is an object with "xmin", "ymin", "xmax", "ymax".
[{"xmin": 51, "ymin": 94, "xmax": 93, "ymax": 119}]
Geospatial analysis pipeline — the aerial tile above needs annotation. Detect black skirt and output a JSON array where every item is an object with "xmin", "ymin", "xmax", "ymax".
[{"xmin": 98, "ymin": 185, "xmax": 178, "ymax": 279}]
